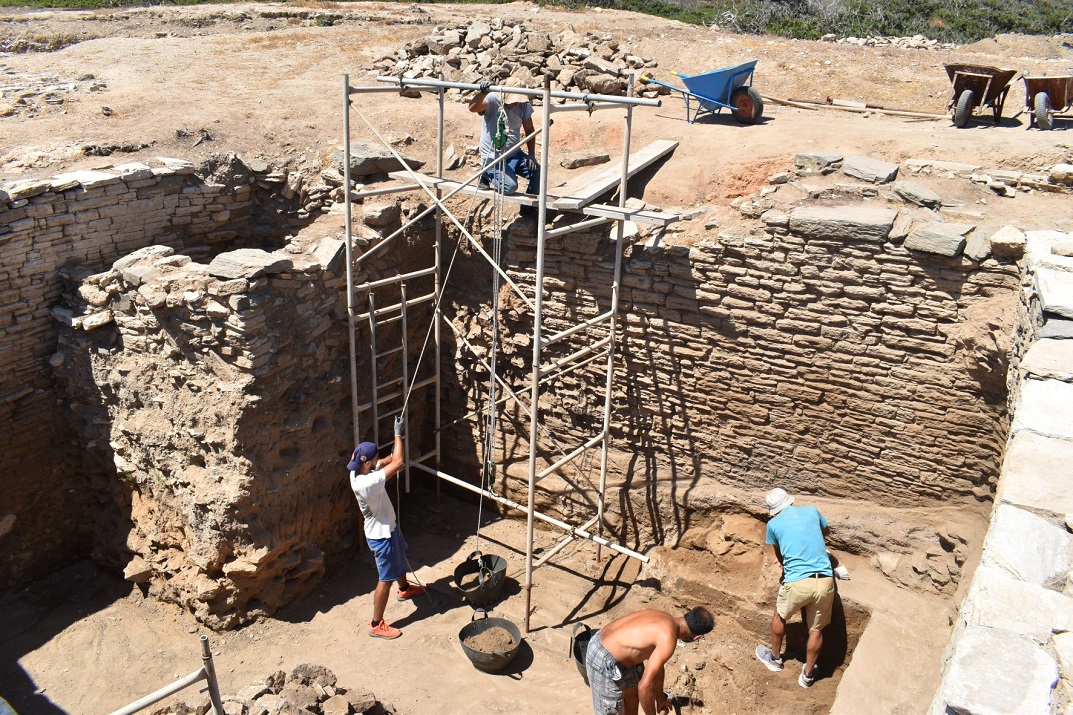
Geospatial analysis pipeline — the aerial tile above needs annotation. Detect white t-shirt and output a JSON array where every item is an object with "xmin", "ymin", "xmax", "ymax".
[
  {"xmin": 349, "ymin": 466, "xmax": 396, "ymax": 540},
  {"xmin": 479, "ymin": 92, "xmax": 534, "ymax": 159}
]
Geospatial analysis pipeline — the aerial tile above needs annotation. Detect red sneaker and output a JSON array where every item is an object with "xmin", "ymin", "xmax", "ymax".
[
  {"xmin": 368, "ymin": 620, "xmax": 402, "ymax": 639},
  {"xmin": 396, "ymin": 584, "xmax": 425, "ymax": 601}
]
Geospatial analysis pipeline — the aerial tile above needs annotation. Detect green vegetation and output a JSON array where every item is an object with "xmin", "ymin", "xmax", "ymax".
[{"xmin": 0, "ymin": 0, "xmax": 1069, "ymax": 43}]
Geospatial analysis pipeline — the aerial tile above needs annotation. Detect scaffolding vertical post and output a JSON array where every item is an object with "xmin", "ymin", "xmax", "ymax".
[
  {"xmin": 434, "ymin": 75, "xmax": 445, "ymax": 499},
  {"xmin": 596, "ymin": 77, "xmax": 635, "ymax": 563},
  {"xmin": 368, "ymin": 292, "xmax": 380, "ymax": 447},
  {"xmin": 199, "ymin": 635, "xmax": 224, "ymax": 715},
  {"xmin": 400, "ymin": 282, "xmax": 411, "ymax": 492},
  {"xmin": 343, "ymin": 75, "xmax": 360, "ymax": 446},
  {"xmin": 524, "ymin": 74, "xmax": 554, "ymax": 634}
]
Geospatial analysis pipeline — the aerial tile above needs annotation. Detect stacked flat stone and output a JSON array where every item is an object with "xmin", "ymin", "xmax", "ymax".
[{"xmin": 373, "ymin": 18, "xmax": 658, "ymax": 99}]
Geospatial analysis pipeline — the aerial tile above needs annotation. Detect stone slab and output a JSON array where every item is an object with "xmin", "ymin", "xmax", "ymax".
[
  {"xmin": 1020, "ymin": 338, "xmax": 1073, "ymax": 381},
  {"xmin": 905, "ymin": 158, "xmax": 983, "ymax": 175},
  {"xmin": 936, "ymin": 625, "xmax": 1058, "ymax": 715},
  {"xmin": 904, "ymin": 222, "xmax": 973, "ymax": 256},
  {"xmin": 997, "ymin": 430, "xmax": 1073, "ymax": 516},
  {"xmin": 1037, "ymin": 267, "xmax": 1073, "ymax": 319},
  {"xmin": 50, "ymin": 169, "xmax": 120, "ymax": 190},
  {"xmin": 795, "ymin": 151, "xmax": 843, "ymax": 172},
  {"xmin": 334, "ymin": 141, "xmax": 426, "ymax": 178},
  {"xmin": 980, "ymin": 504, "xmax": 1071, "ymax": 589},
  {"xmin": 1026, "ymin": 230, "xmax": 1073, "ymax": 272},
  {"xmin": 964, "ymin": 232, "xmax": 991, "ymax": 261},
  {"xmin": 1011, "ymin": 378, "xmax": 1073, "ymax": 440},
  {"xmin": 843, "ymin": 155, "xmax": 900, "ymax": 183},
  {"xmin": 962, "ymin": 565, "xmax": 1073, "ymax": 642},
  {"xmin": 787, "ymin": 205, "xmax": 897, "ymax": 242},
  {"xmin": 893, "ymin": 180, "xmax": 942, "ymax": 208},
  {"xmin": 1040, "ymin": 317, "xmax": 1073, "ymax": 340},
  {"xmin": 208, "ymin": 249, "xmax": 294, "ymax": 280}
]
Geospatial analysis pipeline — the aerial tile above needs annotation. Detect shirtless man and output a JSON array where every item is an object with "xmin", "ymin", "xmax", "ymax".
[{"xmin": 585, "ymin": 607, "xmax": 714, "ymax": 715}]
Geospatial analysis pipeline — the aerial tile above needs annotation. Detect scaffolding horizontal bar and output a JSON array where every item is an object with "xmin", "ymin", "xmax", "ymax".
[
  {"xmin": 356, "ymin": 375, "xmax": 436, "ymax": 412},
  {"xmin": 546, "ymin": 217, "xmax": 612, "ymax": 239},
  {"xmin": 109, "ymin": 668, "xmax": 206, "ymax": 715},
  {"xmin": 549, "ymin": 102, "xmax": 626, "ymax": 113},
  {"xmin": 354, "ymin": 291, "xmax": 435, "ymax": 322},
  {"xmin": 348, "ymin": 85, "xmax": 413, "ymax": 95},
  {"xmin": 376, "ymin": 76, "xmax": 661, "ymax": 108},
  {"xmin": 355, "ymin": 266, "xmax": 436, "ymax": 292},
  {"xmin": 387, "ymin": 171, "xmax": 539, "ymax": 206},
  {"xmin": 580, "ymin": 203, "xmax": 681, "ymax": 227},
  {"xmin": 409, "ymin": 461, "xmax": 648, "ymax": 562},
  {"xmin": 543, "ymin": 309, "xmax": 613, "ymax": 348},
  {"xmin": 537, "ymin": 430, "xmax": 606, "ymax": 480},
  {"xmin": 375, "ymin": 346, "xmax": 404, "ymax": 360},
  {"xmin": 539, "ymin": 336, "xmax": 612, "ymax": 378},
  {"xmin": 534, "ymin": 515, "xmax": 600, "ymax": 569}
]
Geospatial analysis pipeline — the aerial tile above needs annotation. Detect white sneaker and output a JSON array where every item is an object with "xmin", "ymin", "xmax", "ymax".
[
  {"xmin": 834, "ymin": 565, "xmax": 850, "ymax": 580},
  {"xmin": 755, "ymin": 644, "xmax": 783, "ymax": 672},
  {"xmin": 799, "ymin": 663, "xmax": 816, "ymax": 688}
]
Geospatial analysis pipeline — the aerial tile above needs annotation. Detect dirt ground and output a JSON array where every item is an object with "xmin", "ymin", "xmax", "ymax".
[
  {"xmin": 0, "ymin": 486, "xmax": 957, "ymax": 715},
  {"xmin": 2, "ymin": 4, "xmax": 1072, "ymax": 714}
]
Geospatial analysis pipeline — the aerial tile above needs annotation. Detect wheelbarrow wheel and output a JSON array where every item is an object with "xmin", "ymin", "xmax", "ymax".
[
  {"xmin": 1034, "ymin": 92, "xmax": 1054, "ymax": 130},
  {"xmin": 954, "ymin": 89, "xmax": 975, "ymax": 128},
  {"xmin": 730, "ymin": 86, "xmax": 763, "ymax": 124}
]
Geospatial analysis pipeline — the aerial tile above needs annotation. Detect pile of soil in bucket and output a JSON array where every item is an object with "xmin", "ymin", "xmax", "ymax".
[{"xmin": 462, "ymin": 626, "xmax": 515, "ymax": 653}]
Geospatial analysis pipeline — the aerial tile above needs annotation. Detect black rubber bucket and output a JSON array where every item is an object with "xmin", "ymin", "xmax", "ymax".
[
  {"xmin": 452, "ymin": 551, "xmax": 507, "ymax": 606},
  {"xmin": 572, "ymin": 622, "xmax": 594, "ymax": 685},
  {"xmin": 458, "ymin": 609, "xmax": 521, "ymax": 673}
]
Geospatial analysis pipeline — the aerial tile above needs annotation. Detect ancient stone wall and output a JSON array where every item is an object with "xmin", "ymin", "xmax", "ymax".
[
  {"xmin": 0, "ymin": 159, "xmax": 255, "ymax": 588},
  {"xmin": 471, "ymin": 198, "xmax": 1018, "ymax": 559}
]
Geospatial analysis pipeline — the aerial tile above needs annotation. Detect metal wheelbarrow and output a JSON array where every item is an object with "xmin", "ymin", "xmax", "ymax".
[
  {"xmin": 1022, "ymin": 74, "xmax": 1073, "ymax": 130},
  {"xmin": 944, "ymin": 63, "xmax": 1020, "ymax": 128},
  {"xmin": 640, "ymin": 60, "xmax": 763, "ymax": 125}
]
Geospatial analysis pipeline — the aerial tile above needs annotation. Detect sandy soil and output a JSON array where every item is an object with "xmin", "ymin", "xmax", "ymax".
[
  {"xmin": 2, "ymin": 4, "xmax": 1072, "ymax": 714},
  {"xmin": 0, "ymin": 487, "xmax": 953, "ymax": 715}
]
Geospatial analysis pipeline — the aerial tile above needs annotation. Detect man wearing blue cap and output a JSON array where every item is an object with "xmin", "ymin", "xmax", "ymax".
[{"xmin": 347, "ymin": 413, "xmax": 424, "ymax": 639}]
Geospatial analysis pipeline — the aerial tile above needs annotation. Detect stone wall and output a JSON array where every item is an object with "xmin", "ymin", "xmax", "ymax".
[
  {"xmin": 929, "ymin": 230, "xmax": 1073, "ymax": 714},
  {"xmin": 0, "ymin": 155, "xmax": 333, "ymax": 590}
]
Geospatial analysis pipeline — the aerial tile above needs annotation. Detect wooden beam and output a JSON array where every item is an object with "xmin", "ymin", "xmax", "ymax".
[
  {"xmin": 550, "ymin": 139, "xmax": 679, "ymax": 211},
  {"xmin": 386, "ymin": 171, "xmax": 539, "ymax": 206}
]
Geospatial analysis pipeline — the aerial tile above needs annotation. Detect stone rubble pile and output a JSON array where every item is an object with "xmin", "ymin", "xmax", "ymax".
[
  {"xmin": 372, "ymin": 18, "xmax": 660, "ymax": 100},
  {"xmin": 0, "ymin": 62, "xmax": 107, "ymax": 118},
  {"xmin": 151, "ymin": 663, "xmax": 396, "ymax": 715},
  {"xmin": 820, "ymin": 33, "xmax": 958, "ymax": 50}
]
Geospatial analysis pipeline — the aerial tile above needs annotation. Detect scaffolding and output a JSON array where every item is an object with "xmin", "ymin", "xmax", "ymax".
[{"xmin": 342, "ymin": 74, "xmax": 673, "ymax": 632}]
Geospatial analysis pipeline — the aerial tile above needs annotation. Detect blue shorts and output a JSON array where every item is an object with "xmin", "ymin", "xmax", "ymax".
[{"xmin": 368, "ymin": 528, "xmax": 408, "ymax": 582}]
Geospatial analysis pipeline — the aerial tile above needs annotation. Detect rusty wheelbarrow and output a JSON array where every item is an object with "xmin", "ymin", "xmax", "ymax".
[
  {"xmin": 1022, "ymin": 73, "xmax": 1073, "ymax": 130},
  {"xmin": 944, "ymin": 63, "xmax": 1020, "ymax": 128}
]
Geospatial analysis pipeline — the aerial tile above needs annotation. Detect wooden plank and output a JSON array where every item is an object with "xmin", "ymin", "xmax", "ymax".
[
  {"xmin": 550, "ymin": 139, "xmax": 679, "ymax": 211},
  {"xmin": 386, "ymin": 171, "xmax": 539, "ymax": 206},
  {"xmin": 580, "ymin": 203, "xmax": 680, "ymax": 226}
]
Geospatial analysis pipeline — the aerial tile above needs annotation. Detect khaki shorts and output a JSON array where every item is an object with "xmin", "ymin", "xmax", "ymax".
[{"xmin": 776, "ymin": 576, "xmax": 835, "ymax": 632}]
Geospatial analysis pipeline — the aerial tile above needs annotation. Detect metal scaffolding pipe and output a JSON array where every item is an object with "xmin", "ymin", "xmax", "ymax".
[
  {"xmin": 435, "ymin": 75, "xmax": 445, "ymax": 498},
  {"xmin": 543, "ymin": 309, "xmax": 614, "ymax": 347},
  {"xmin": 344, "ymin": 74, "xmax": 360, "ymax": 446},
  {"xmin": 536, "ymin": 430, "xmax": 607, "ymax": 480},
  {"xmin": 549, "ymin": 102, "xmax": 628, "ymax": 113},
  {"xmin": 355, "ymin": 266, "xmax": 436, "ymax": 292},
  {"xmin": 357, "ymin": 375, "xmax": 436, "ymax": 412},
  {"xmin": 352, "ymin": 183, "xmax": 422, "ymax": 199},
  {"xmin": 376, "ymin": 76, "xmax": 661, "ymax": 107},
  {"xmin": 540, "ymin": 336, "xmax": 612, "ymax": 378},
  {"xmin": 409, "ymin": 461, "xmax": 648, "ymax": 563},
  {"xmin": 354, "ymin": 291, "xmax": 435, "ymax": 322},
  {"xmin": 534, "ymin": 515, "xmax": 600, "ymax": 569},
  {"xmin": 545, "ymin": 216, "xmax": 611, "ymax": 238}
]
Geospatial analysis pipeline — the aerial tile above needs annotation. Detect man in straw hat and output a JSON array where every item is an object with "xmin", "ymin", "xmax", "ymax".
[
  {"xmin": 347, "ymin": 413, "xmax": 425, "ymax": 640},
  {"xmin": 468, "ymin": 75, "xmax": 541, "ymax": 205},
  {"xmin": 754, "ymin": 487, "xmax": 846, "ymax": 688}
]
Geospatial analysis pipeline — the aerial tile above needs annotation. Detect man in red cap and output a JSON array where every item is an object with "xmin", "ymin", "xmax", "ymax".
[{"xmin": 347, "ymin": 414, "xmax": 424, "ymax": 639}]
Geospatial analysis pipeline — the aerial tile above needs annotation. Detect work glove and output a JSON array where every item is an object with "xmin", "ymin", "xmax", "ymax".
[
  {"xmin": 525, "ymin": 154, "xmax": 540, "ymax": 175},
  {"xmin": 394, "ymin": 414, "xmax": 405, "ymax": 437},
  {"xmin": 478, "ymin": 80, "xmax": 492, "ymax": 94}
]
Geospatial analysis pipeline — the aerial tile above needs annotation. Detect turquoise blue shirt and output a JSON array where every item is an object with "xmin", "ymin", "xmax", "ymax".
[{"xmin": 765, "ymin": 505, "xmax": 831, "ymax": 583}]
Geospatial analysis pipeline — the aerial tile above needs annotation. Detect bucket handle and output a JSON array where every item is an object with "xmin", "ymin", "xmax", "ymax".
[
  {"xmin": 467, "ymin": 550, "xmax": 494, "ymax": 588},
  {"xmin": 471, "ymin": 608, "xmax": 489, "ymax": 623},
  {"xmin": 571, "ymin": 622, "xmax": 591, "ymax": 656}
]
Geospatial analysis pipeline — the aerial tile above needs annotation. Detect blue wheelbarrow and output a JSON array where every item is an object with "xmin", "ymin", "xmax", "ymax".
[{"xmin": 640, "ymin": 60, "xmax": 763, "ymax": 125}]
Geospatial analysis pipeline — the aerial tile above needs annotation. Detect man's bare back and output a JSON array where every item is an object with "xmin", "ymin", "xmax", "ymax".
[{"xmin": 598, "ymin": 609, "xmax": 680, "ymax": 667}]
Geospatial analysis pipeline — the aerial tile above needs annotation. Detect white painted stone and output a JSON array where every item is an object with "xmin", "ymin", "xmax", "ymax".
[
  {"xmin": 963, "ymin": 565, "xmax": 1073, "ymax": 641},
  {"xmin": 937, "ymin": 626, "xmax": 1058, "ymax": 715},
  {"xmin": 1037, "ymin": 267, "xmax": 1073, "ymax": 319},
  {"xmin": 982, "ymin": 504, "xmax": 1072, "ymax": 589},
  {"xmin": 1026, "ymin": 230, "xmax": 1073, "ymax": 273},
  {"xmin": 788, "ymin": 205, "xmax": 897, "ymax": 242},
  {"xmin": 1011, "ymin": 378, "xmax": 1073, "ymax": 440},
  {"xmin": 998, "ymin": 431, "xmax": 1073, "ymax": 517},
  {"xmin": 1021, "ymin": 338, "xmax": 1073, "ymax": 381}
]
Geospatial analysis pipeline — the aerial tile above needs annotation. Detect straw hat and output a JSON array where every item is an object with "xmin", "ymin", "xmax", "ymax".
[{"xmin": 501, "ymin": 76, "xmax": 532, "ymax": 103}]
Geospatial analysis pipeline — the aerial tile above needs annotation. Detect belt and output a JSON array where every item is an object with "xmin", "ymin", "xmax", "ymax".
[{"xmin": 806, "ymin": 573, "xmax": 831, "ymax": 578}]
